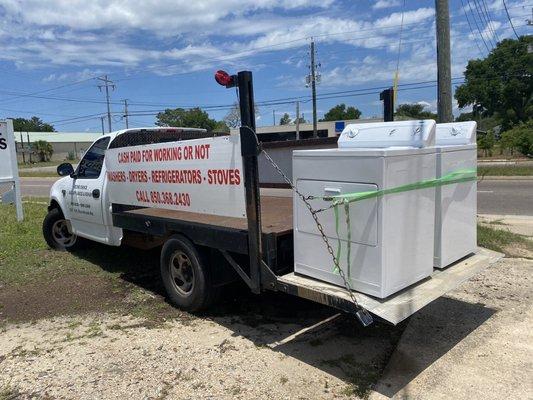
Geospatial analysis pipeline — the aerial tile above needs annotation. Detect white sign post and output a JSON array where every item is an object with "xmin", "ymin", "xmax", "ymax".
[{"xmin": 0, "ymin": 119, "xmax": 23, "ymax": 221}]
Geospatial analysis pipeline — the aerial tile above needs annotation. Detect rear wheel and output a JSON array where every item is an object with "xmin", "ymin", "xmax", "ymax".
[
  {"xmin": 160, "ymin": 235, "xmax": 218, "ymax": 312},
  {"xmin": 42, "ymin": 208, "xmax": 79, "ymax": 251}
]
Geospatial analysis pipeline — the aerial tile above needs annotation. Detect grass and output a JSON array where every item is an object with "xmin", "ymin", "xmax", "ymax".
[
  {"xmin": 478, "ymin": 164, "xmax": 533, "ymax": 176},
  {"xmin": 18, "ymin": 171, "xmax": 60, "ymax": 178},
  {"xmin": 17, "ymin": 160, "xmax": 62, "ymax": 169},
  {"xmin": 477, "ymin": 224, "xmax": 533, "ymax": 257},
  {"xmin": 0, "ymin": 200, "xmax": 191, "ymax": 325},
  {"xmin": 322, "ymin": 354, "xmax": 385, "ymax": 399}
]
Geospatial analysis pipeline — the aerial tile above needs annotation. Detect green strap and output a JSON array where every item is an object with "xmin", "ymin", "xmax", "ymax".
[
  {"xmin": 329, "ymin": 169, "xmax": 477, "ymax": 206},
  {"xmin": 327, "ymin": 168, "xmax": 477, "ymax": 275}
]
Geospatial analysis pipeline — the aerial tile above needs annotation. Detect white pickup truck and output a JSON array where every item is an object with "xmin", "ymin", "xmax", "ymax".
[{"xmin": 43, "ymin": 125, "xmax": 501, "ymax": 326}]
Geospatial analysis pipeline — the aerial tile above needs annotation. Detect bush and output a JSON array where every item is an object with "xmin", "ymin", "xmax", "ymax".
[
  {"xmin": 498, "ymin": 120, "xmax": 533, "ymax": 157},
  {"xmin": 32, "ymin": 140, "xmax": 53, "ymax": 162},
  {"xmin": 478, "ymin": 130, "xmax": 495, "ymax": 156},
  {"xmin": 67, "ymin": 151, "xmax": 76, "ymax": 161}
]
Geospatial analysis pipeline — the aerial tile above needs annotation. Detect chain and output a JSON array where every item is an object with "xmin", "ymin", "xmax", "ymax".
[{"xmin": 261, "ymin": 148, "xmax": 373, "ymax": 326}]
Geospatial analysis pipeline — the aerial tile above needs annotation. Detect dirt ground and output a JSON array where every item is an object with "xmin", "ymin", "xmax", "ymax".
[{"xmin": 1, "ymin": 255, "xmax": 531, "ymax": 399}]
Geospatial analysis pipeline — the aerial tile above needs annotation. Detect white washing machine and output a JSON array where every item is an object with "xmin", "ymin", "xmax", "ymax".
[
  {"xmin": 293, "ymin": 120, "xmax": 437, "ymax": 298},
  {"xmin": 434, "ymin": 121, "xmax": 477, "ymax": 269}
]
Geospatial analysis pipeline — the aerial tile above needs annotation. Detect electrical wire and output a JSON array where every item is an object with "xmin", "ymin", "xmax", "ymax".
[
  {"xmin": 503, "ymin": 0, "xmax": 520, "ymax": 39},
  {"xmin": 473, "ymin": 0, "xmax": 497, "ymax": 48},
  {"xmin": 467, "ymin": 0, "xmax": 492, "ymax": 51}
]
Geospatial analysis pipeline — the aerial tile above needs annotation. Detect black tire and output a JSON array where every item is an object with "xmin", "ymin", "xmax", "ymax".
[
  {"xmin": 42, "ymin": 208, "xmax": 81, "ymax": 251},
  {"xmin": 160, "ymin": 235, "xmax": 218, "ymax": 312}
]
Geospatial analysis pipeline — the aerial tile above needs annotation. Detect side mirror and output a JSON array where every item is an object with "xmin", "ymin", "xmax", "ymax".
[{"xmin": 57, "ymin": 162, "xmax": 74, "ymax": 177}]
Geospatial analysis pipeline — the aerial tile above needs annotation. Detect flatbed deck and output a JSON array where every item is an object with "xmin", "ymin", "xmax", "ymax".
[
  {"xmin": 112, "ymin": 195, "xmax": 293, "ymax": 256},
  {"xmin": 123, "ymin": 195, "xmax": 292, "ymax": 235}
]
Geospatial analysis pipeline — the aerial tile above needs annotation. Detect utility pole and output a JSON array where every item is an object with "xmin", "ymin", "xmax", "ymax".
[
  {"xmin": 309, "ymin": 39, "xmax": 319, "ymax": 137},
  {"xmin": 272, "ymin": 110, "xmax": 276, "ymax": 125},
  {"xmin": 380, "ymin": 88, "xmax": 394, "ymax": 122},
  {"xmin": 100, "ymin": 116, "xmax": 105, "ymax": 135},
  {"xmin": 123, "ymin": 99, "xmax": 129, "ymax": 129},
  {"xmin": 97, "ymin": 75, "xmax": 115, "ymax": 132},
  {"xmin": 295, "ymin": 101, "xmax": 300, "ymax": 140},
  {"xmin": 435, "ymin": 0, "xmax": 453, "ymax": 122}
]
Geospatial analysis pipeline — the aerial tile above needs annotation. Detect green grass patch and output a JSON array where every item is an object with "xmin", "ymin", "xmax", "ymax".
[
  {"xmin": 477, "ymin": 224, "xmax": 533, "ymax": 256},
  {"xmin": 478, "ymin": 164, "xmax": 533, "ymax": 176},
  {"xmin": 18, "ymin": 161, "xmax": 62, "ymax": 169},
  {"xmin": 18, "ymin": 171, "xmax": 59, "ymax": 178}
]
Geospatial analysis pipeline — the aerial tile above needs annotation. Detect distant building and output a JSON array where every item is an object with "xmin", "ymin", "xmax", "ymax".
[
  {"xmin": 13, "ymin": 131, "xmax": 102, "ymax": 162},
  {"xmin": 230, "ymin": 118, "xmax": 383, "ymax": 142}
]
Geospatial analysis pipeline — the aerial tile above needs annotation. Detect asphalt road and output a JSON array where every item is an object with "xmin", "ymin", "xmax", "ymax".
[
  {"xmin": 17, "ymin": 177, "xmax": 533, "ymax": 216},
  {"xmin": 477, "ymin": 179, "xmax": 532, "ymax": 216}
]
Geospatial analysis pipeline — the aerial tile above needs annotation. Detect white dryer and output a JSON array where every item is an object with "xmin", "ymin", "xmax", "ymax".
[
  {"xmin": 293, "ymin": 120, "xmax": 437, "ymax": 298},
  {"xmin": 434, "ymin": 121, "xmax": 477, "ymax": 268}
]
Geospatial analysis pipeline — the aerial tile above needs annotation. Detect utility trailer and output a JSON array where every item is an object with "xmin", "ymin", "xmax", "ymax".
[{"xmin": 44, "ymin": 70, "xmax": 501, "ymax": 326}]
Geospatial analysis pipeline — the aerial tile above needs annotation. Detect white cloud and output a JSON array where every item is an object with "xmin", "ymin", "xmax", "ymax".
[
  {"xmin": 372, "ymin": 0, "xmax": 401, "ymax": 10},
  {"xmin": 0, "ymin": 0, "xmax": 334, "ymax": 36}
]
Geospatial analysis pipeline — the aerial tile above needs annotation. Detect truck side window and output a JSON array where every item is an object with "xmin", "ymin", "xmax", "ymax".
[{"xmin": 76, "ymin": 137, "xmax": 110, "ymax": 179}]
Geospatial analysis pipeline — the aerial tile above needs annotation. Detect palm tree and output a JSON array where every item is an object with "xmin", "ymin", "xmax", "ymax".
[{"xmin": 32, "ymin": 140, "xmax": 54, "ymax": 162}]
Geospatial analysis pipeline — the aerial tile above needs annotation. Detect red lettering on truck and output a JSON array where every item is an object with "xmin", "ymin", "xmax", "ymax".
[{"xmin": 207, "ymin": 169, "xmax": 241, "ymax": 185}]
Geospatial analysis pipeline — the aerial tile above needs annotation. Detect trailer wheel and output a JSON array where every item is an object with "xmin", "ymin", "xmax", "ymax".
[{"xmin": 160, "ymin": 235, "xmax": 217, "ymax": 312}]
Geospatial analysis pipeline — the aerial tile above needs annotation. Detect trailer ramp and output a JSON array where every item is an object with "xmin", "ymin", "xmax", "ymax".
[{"xmin": 276, "ymin": 248, "xmax": 502, "ymax": 325}]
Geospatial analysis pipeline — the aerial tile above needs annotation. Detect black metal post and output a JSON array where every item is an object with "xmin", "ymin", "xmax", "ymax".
[
  {"xmin": 237, "ymin": 71, "xmax": 262, "ymax": 294},
  {"xmin": 380, "ymin": 88, "xmax": 394, "ymax": 122}
]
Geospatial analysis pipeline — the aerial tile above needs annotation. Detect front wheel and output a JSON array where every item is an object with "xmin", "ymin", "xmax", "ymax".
[
  {"xmin": 160, "ymin": 235, "xmax": 218, "ymax": 312},
  {"xmin": 42, "ymin": 208, "xmax": 80, "ymax": 251}
]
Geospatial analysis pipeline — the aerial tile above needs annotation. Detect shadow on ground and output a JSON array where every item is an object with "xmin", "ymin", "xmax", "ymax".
[{"xmin": 15, "ymin": 243, "xmax": 497, "ymax": 397}]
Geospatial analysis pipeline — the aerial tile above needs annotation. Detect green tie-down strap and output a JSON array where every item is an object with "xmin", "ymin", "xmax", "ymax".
[{"xmin": 325, "ymin": 168, "xmax": 477, "ymax": 276}]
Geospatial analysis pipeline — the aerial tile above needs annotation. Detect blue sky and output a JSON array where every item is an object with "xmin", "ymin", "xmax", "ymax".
[{"xmin": 0, "ymin": 0, "xmax": 530, "ymax": 132}]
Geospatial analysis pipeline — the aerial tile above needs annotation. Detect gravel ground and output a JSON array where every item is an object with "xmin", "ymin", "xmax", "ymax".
[{"xmin": 1, "ymin": 257, "xmax": 531, "ymax": 400}]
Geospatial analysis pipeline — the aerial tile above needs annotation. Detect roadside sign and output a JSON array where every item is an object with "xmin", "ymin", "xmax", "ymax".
[
  {"xmin": 0, "ymin": 119, "xmax": 23, "ymax": 221},
  {"xmin": 105, "ymin": 135, "xmax": 246, "ymax": 218},
  {"xmin": 335, "ymin": 121, "xmax": 345, "ymax": 134}
]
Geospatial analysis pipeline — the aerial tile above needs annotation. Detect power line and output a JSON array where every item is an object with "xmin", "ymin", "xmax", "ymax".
[
  {"xmin": 460, "ymin": 0, "xmax": 485, "ymax": 55},
  {"xmin": 481, "ymin": 0, "xmax": 501, "ymax": 43},
  {"xmin": 503, "ymin": 0, "xmax": 520, "ymax": 39},
  {"xmin": 473, "ymin": 0, "xmax": 497, "ymax": 48},
  {"xmin": 467, "ymin": 0, "xmax": 492, "ymax": 51}
]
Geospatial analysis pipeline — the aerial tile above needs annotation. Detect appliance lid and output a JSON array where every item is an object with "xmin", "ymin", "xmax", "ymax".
[
  {"xmin": 338, "ymin": 120, "xmax": 436, "ymax": 149},
  {"xmin": 436, "ymin": 121, "xmax": 477, "ymax": 145}
]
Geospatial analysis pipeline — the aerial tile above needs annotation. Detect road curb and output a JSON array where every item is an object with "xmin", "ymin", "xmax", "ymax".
[{"xmin": 480, "ymin": 175, "xmax": 533, "ymax": 180}]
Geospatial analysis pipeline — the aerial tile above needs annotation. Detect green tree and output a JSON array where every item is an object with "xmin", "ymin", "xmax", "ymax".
[
  {"xmin": 395, "ymin": 103, "xmax": 437, "ymax": 119},
  {"xmin": 13, "ymin": 116, "xmax": 54, "ymax": 132},
  {"xmin": 213, "ymin": 120, "xmax": 230, "ymax": 133},
  {"xmin": 478, "ymin": 130, "xmax": 496, "ymax": 157},
  {"xmin": 156, "ymin": 107, "xmax": 217, "ymax": 131},
  {"xmin": 499, "ymin": 120, "xmax": 533, "ymax": 156},
  {"xmin": 32, "ymin": 140, "xmax": 53, "ymax": 162},
  {"xmin": 320, "ymin": 104, "xmax": 361, "ymax": 121},
  {"xmin": 455, "ymin": 36, "xmax": 533, "ymax": 131},
  {"xmin": 279, "ymin": 113, "xmax": 291, "ymax": 125}
]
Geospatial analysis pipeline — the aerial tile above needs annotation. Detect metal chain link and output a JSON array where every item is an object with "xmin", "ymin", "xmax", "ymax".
[{"xmin": 261, "ymin": 148, "xmax": 373, "ymax": 325}]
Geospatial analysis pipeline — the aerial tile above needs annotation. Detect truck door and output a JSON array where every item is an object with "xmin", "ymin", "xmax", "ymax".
[{"xmin": 68, "ymin": 136, "xmax": 110, "ymax": 242}]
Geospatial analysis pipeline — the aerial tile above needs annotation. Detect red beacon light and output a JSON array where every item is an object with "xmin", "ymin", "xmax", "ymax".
[{"xmin": 214, "ymin": 70, "xmax": 236, "ymax": 88}]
